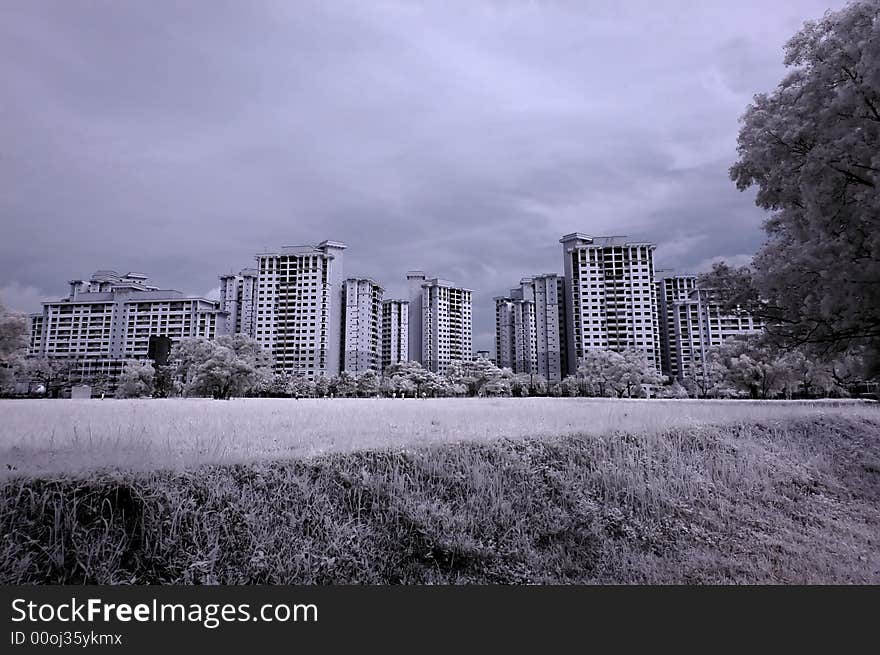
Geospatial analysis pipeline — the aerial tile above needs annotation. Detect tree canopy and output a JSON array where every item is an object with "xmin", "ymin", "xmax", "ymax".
[
  {"xmin": 171, "ymin": 335, "xmax": 270, "ymax": 399},
  {"xmin": 728, "ymin": 0, "xmax": 880, "ymax": 372},
  {"xmin": 115, "ymin": 360, "xmax": 156, "ymax": 398}
]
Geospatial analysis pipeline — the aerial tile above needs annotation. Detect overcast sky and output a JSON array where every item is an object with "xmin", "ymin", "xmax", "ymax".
[{"xmin": 0, "ymin": 0, "xmax": 847, "ymax": 350}]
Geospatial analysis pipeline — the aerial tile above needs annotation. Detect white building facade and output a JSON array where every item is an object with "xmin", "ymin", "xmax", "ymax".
[
  {"xmin": 218, "ymin": 268, "xmax": 258, "ymax": 337},
  {"xmin": 672, "ymin": 287, "xmax": 764, "ymax": 381},
  {"xmin": 657, "ymin": 274, "xmax": 698, "ymax": 379},
  {"xmin": 381, "ymin": 299, "xmax": 409, "ymax": 370},
  {"xmin": 342, "ymin": 278, "xmax": 384, "ymax": 373},
  {"xmin": 27, "ymin": 270, "xmax": 227, "ymax": 385},
  {"xmin": 495, "ymin": 274, "xmax": 566, "ymax": 381},
  {"xmin": 251, "ymin": 241, "xmax": 347, "ymax": 379},
  {"xmin": 560, "ymin": 234, "xmax": 661, "ymax": 375},
  {"xmin": 407, "ymin": 272, "xmax": 472, "ymax": 374},
  {"xmin": 406, "ymin": 271, "xmax": 427, "ymax": 365}
]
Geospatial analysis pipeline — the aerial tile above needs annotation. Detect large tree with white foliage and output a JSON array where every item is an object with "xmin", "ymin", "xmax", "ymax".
[
  {"xmin": 577, "ymin": 349, "xmax": 663, "ymax": 398},
  {"xmin": 115, "ymin": 360, "xmax": 156, "ymax": 398},
  {"xmin": 171, "ymin": 335, "xmax": 270, "ymax": 399},
  {"xmin": 728, "ymin": 0, "xmax": 880, "ymax": 372}
]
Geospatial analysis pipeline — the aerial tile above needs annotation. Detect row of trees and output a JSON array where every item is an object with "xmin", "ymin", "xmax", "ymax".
[
  {"xmin": 100, "ymin": 337, "xmax": 669, "ymax": 400},
  {"xmin": 113, "ymin": 334, "xmax": 863, "ymax": 400},
  {"xmin": 677, "ymin": 337, "xmax": 862, "ymax": 400}
]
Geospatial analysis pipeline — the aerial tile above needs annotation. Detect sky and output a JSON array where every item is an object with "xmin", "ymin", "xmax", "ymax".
[{"xmin": 0, "ymin": 0, "xmax": 849, "ymax": 350}]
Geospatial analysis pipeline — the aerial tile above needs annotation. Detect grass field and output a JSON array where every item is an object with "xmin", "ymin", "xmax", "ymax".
[
  {"xmin": 1, "ymin": 398, "xmax": 878, "ymax": 584},
  {"xmin": 0, "ymin": 397, "xmax": 876, "ymax": 478}
]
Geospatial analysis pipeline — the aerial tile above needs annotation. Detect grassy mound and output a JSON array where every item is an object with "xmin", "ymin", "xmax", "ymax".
[{"xmin": 2, "ymin": 415, "xmax": 879, "ymax": 584}]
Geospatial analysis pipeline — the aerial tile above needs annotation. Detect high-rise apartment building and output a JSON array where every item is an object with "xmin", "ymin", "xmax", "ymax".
[
  {"xmin": 657, "ymin": 274, "xmax": 698, "ymax": 379},
  {"xmin": 406, "ymin": 271, "xmax": 427, "ymax": 364},
  {"xmin": 560, "ymin": 234, "xmax": 661, "ymax": 375},
  {"xmin": 218, "ymin": 268, "xmax": 258, "ymax": 337},
  {"xmin": 381, "ymin": 299, "xmax": 409, "ymax": 370},
  {"xmin": 407, "ymin": 271, "xmax": 473, "ymax": 374},
  {"xmin": 252, "ymin": 241, "xmax": 347, "ymax": 379},
  {"xmin": 671, "ymin": 287, "xmax": 764, "ymax": 381},
  {"xmin": 494, "ymin": 297, "xmax": 519, "ymax": 371},
  {"xmin": 494, "ymin": 274, "xmax": 566, "ymax": 381},
  {"xmin": 27, "ymin": 270, "xmax": 227, "ymax": 384},
  {"xmin": 342, "ymin": 278, "xmax": 383, "ymax": 373}
]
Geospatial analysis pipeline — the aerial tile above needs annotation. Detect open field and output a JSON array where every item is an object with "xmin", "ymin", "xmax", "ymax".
[
  {"xmin": 1, "ymin": 411, "xmax": 878, "ymax": 583},
  {"xmin": 0, "ymin": 397, "xmax": 877, "ymax": 478},
  {"xmin": 1, "ymin": 399, "xmax": 878, "ymax": 583}
]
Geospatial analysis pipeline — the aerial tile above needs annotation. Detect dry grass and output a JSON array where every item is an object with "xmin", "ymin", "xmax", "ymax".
[
  {"xmin": 1, "ymin": 413, "xmax": 878, "ymax": 584},
  {"xmin": 0, "ymin": 397, "xmax": 876, "ymax": 478}
]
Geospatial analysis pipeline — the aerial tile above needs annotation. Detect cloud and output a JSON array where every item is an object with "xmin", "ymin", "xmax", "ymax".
[
  {"xmin": 0, "ymin": 0, "xmax": 849, "ymax": 349},
  {"xmin": 694, "ymin": 253, "xmax": 755, "ymax": 273},
  {"xmin": 0, "ymin": 282, "xmax": 48, "ymax": 314}
]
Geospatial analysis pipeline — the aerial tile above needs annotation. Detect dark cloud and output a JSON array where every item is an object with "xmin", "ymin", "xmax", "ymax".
[{"xmin": 0, "ymin": 0, "xmax": 847, "ymax": 349}]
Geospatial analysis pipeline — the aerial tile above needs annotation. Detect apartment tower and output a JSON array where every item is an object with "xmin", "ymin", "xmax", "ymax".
[
  {"xmin": 342, "ymin": 278, "xmax": 383, "ymax": 373},
  {"xmin": 560, "ymin": 234, "xmax": 661, "ymax": 375},
  {"xmin": 672, "ymin": 287, "xmax": 764, "ymax": 381},
  {"xmin": 406, "ymin": 271, "xmax": 426, "ymax": 364},
  {"xmin": 218, "ymin": 267, "xmax": 258, "ymax": 337},
  {"xmin": 657, "ymin": 275, "xmax": 698, "ymax": 379},
  {"xmin": 381, "ymin": 299, "xmax": 409, "ymax": 370},
  {"xmin": 495, "ymin": 274, "xmax": 566, "ymax": 381},
  {"xmin": 252, "ymin": 240, "xmax": 347, "ymax": 378},
  {"xmin": 407, "ymin": 272, "xmax": 472, "ymax": 374},
  {"xmin": 27, "ymin": 270, "xmax": 227, "ymax": 385}
]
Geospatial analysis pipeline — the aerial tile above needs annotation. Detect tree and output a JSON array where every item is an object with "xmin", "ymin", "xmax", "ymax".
[
  {"xmin": 420, "ymin": 371, "xmax": 446, "ymax": 397},
  {"xmin": 386, "ymin": 361, "xmax": 432, "ymax": 396},
  {"xmin": 170, "ymin": 335, "xmax": 268, "ymax": 399},
  {"xmin": 218, "ymin": 335, "xmax": 273, "ymax": 388},
  {"xmin": 728, "ymin": 1, "xmax": 880, "ymax": 372},
  {"xmin": 444, "ymin": 359, "xmax": 471, "ymax": 389},
  {"xmin": 531, "ymin": 375, "xmax": 549, "ymax": 397},
  {"xmin": 395, "ymin": 377, "xmax": 417, "ymax": 398},
  {"xmin": 81, "ymin": 372, "xmax": 111, "ymax": 398},
  {"xmin": 681, "ymin": 350, "xmax": 731, "ymax": 398},
  {"xmin": 449, "ymin": 382, "xmax": 468, "ymax": 397},
  {"xmin": 289, "ymin": 375, "xmax": 315, "ymax": 398},
  {"xmin": 191, "ymin": 347, "xmax": 258, "ymax": 399},
  {"xmin": 778, "ymin": 349, "xmax": 839, "ymax": 397},
  {"xmin": 466, "ymin": 359, "xmax": 507, "ymax": 397},
  {"xmin": 609, "ymin": 349, "xmax": 664, "ymax": 398},
  {"xmin": 658, "ymin": 380, "xmax": 690, "ymax": 399},
  {"xmin": 379, "ymin": 375, "xmax": 396, "ymax": 397},
  {"xmin": 481, "ymin": 377, "xmax": 512, "ymax": 397},
  {"xmin": 334, "ymin": 371, "xmax": 358, "ymax": 397},
  {"xmin": 170, "ymin": 337, "xmax": 216, "ymax": 391},
  {"xmin": 255, "ymin": 372, "xmax": 290, "ymax": 397},
  {"xmin": 0, "ymin": 301, "xmax": 28, "ymax": 393},
  {"xmin": 828, "ymin": 353, "xmax": 866, "ymax": 393},
  {"xmin": 152, "ymin": 364, "xmax": 176, "ymax": 398},
  {"xmin": 17, "ymin": 357, "xmax": 74, "ymax": 398},
  {"xmin": 314, "ymin": 376, "xmax": 330, "ymax": 398},
  {"xmin": 712, "ymin": 337, "xmax": 794, "ymax": 399},
  {"xmin": 510, "ymin": 373, "xmax": 532, "ymax": 398},
  {"xmin": 356, "ymin": 370, "xmax": 380, "ymax": 397},
  {"xmin": 577, "ymin": 349, "xmax": 663, "ymax": 398},
  {"xmin": 577, "ymin": 349, "xmax": 620, "ymax": 397},
  {"xmin": 115, "ymin": 360, "xmax": 156, "ymax": 398},
  {"xmin": 560, "ymin": 376, "xmax": 580, "ymax": 397}
]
